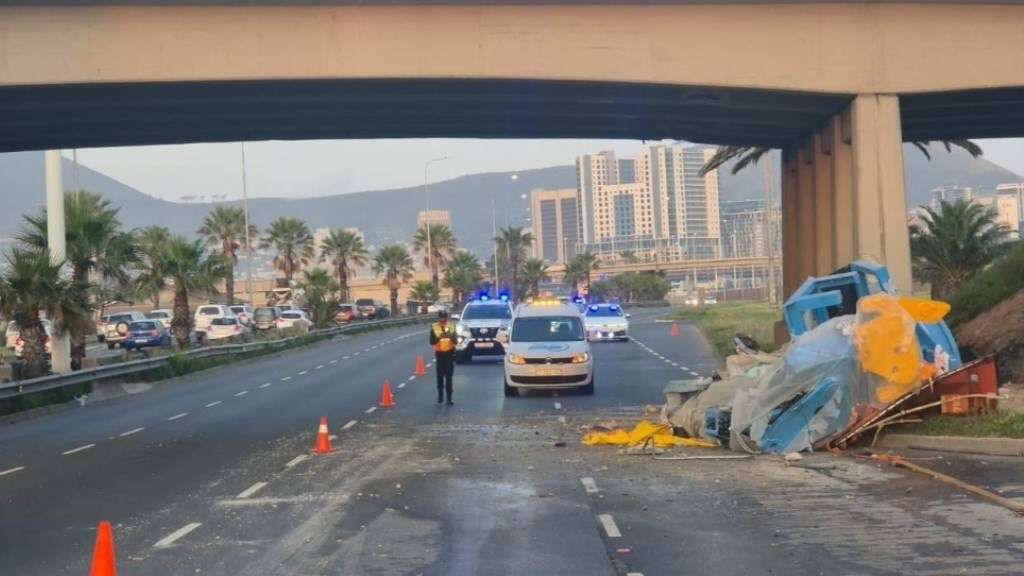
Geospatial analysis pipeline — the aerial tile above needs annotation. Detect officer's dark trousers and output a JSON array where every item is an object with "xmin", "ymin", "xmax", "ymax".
[{"xmin": 435, "ymin": 353, "xmax": 455, "ymax": 401}]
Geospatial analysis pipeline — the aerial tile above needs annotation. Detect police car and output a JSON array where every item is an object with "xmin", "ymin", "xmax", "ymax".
[
  {"xmin": 582, "ymin": 303, "xmax": 630, "ymax": 341},
  {"xmin": 502, "ymin": 299, "xmax": 594, "ymax": 397},
  {"xmin": 454, "ymin": 295, "xmax": 514, "ymax": 363}
]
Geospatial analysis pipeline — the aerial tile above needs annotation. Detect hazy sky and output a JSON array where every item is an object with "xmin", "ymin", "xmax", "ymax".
[{"xmin": 64, "ymin": 137, "xmax": 1024, "ymax": 201}]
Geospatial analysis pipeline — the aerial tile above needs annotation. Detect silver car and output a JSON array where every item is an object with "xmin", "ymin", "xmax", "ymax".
[{"xmin": 583, "ymin": 303, "xmax": 630, "ymax": 342}]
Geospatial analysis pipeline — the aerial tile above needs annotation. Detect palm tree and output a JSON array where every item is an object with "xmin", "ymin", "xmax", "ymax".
[
  {"xmin": 520, "ymin": 258, "xmax": 550, "ymax": 298},
  {"xmin": 198, "ymin": 205, "xmax": 257, "ymax": 306},
  {"xmin": 298, "ymin": 268, "xmax": 340, "ymax": 328},
  {"xmin": 569, "ymin": 252, "xmax": 600, "ymax": 294},
  {"xmin": 261, "ymin": 217, "xmax": 315, "ymax": 285},
  {"xmin": 135, "ymin": 226, "xmax": 171, "ymax": 309},
  {"xmin": 161, "ymin": 237, "xmax": 226, "ymax": 348},
  {"xmin": 409, "ymin": 280, "xmax": 441, "ymax": 312},
  {"xmin": 910, "ymin": 199, "xmax": 1012, "ymax": 300},
  {"xmin": 700, "ymin": 140, "xmax": 984, "ymax": 176},
  {"xmin": 412, "ymin": 223, "xmax": 458, "ymax": 288},
  {"xmin": 443, "ymin": 250, "xmax": 484, "ymax": 305},
  {"xmin": 20, "ymin": 191, "xmax": 136, "ymax": 369},
  {"xmin": 319, "ymin": 229, "xmax": 368, "ymax": 302},
  {"xmin": 0, "ymin": 248, "xmax": 87, "ymax": 378},
  {"xmin": 494, "ymin": 226, "xmax": 534, "ymax": 299},
  {"xmin": 373, "ymin": 244, "xmax": 415, "ymax": 316}
]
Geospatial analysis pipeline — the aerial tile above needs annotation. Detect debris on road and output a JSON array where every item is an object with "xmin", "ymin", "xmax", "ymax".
[
  {"xmin": 873, "ymin": 453, "xmax": 1024, "ymax": 515},
  {"xmin": 582, "ymin": 420, "xmax": 717, "ymax": 449}
]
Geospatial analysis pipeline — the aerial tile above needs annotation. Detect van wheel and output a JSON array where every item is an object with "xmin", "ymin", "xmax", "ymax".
[
  {"xmin": 581, "ymin": 377, "xmax": 595, "ymax": 395},
  {"xmin": 503, "ymin": 380, "xmax": 519, "ymax": 397}
]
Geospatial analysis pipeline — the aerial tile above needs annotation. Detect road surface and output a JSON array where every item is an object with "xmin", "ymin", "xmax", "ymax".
[{"xmin": 1, "ymin": 308, "xmax": 1021, "ymax": 575}]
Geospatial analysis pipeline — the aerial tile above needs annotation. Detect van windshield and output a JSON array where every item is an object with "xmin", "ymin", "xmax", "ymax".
[
  {"xmin": 511, "ymin": 316, "xmax": 584, "ymax": 342},
  {"xmin": 462, "ymin": 305, "xmax": 512, "ymax": 320}
]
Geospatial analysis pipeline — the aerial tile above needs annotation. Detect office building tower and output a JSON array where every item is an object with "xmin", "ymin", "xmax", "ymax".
[{"xmin": 530, "ymin": 188, "xmax": 580, "ymax": 263}]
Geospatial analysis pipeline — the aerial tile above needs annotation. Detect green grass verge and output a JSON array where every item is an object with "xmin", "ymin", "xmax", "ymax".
[
  {"xmin": 670, "ymin": 301, "xmax": 781, "ymax": 358},
  {"xmin": 0, "ymin": 382, "xmax": 91, "ymax": 417},
  {"xmin": 948, "ymin": 242, "xmax": 1024, "ymax": 329},
  {"xmin": 892, "ymin": 413, "xmax": 1024, "ymax": 439}
]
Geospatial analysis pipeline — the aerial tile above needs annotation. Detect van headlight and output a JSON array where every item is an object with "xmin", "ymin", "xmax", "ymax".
[
  {"xmin": 571, "ymin": 352, "xmax": 590, "ymax": 364},
  {"xmin": 507, "ymin": 353, "xmax": 527, "ymax": 365}
]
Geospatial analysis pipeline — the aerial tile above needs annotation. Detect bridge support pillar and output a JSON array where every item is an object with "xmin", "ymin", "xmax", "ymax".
[{"xmin": 781, "ymin": 94, "xmax": 911, "ymax": 299}]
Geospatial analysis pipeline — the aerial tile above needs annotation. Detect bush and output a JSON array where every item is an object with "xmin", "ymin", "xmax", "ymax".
[{"xmin": 948, "ymin": 242, "xmax": 1024, "ymax": 328}]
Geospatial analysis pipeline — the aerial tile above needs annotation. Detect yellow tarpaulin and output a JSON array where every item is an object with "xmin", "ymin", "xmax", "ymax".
[{"xmin": 581, "ymin": 420, "xmax": 718, "ymax": 448}]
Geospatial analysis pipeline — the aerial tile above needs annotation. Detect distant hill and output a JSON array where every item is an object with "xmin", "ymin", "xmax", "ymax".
[{"xmin": 1, "ymin": 143, "xmax": 1020, "ymax": 258}]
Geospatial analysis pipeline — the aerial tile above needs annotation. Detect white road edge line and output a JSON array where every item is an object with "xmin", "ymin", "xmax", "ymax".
[
  {"xmin": 365, "ymin": 406, "xmax": 377, "ymax": 414},
  {"xmin": 153, "ymin": 522, "xmax": 202, "ymax": 549},
  {"xmin": 580, "ymin": 477, "xmax": 599, "ymax": 494},
  {"xmin": 236, "ymin": 481, "xmax": 268, "ymax": 499},
  {"xmin": 259, "ymin": 382, "xmax": 272, "ymax": 389},
  {"xmin": 205, "ymin": 400, "xmax": 222, "ymax": 408},
  {"xmin": 285, "ymin": 454, "xmax": 309, "ymax": 468},
  {"xmin": 62, "ymin": 443, "xmax": 96, "ymax": 456},
  {"xmin": 598, "ymin": 514, "xmax": 622, "ymax": 538},
  {"xmin": 342, "ymin": 419, "xmax": 358, "ymax": 430},
  {"xmin": 234, "ymin": 390, "xmax": 249, "ymax": 397},
  {"xmin": 167, "ymin": 412, "xmax": 189, "ymax": 421},
  {"xmin": 119, "ymin": 427, "xmax": 145, "ymax": 437},
  {"xmin": 0, "ymin": 466, "xmax": 25, "ymax": 477}
]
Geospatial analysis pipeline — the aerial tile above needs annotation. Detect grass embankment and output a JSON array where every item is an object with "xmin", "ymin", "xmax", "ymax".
[
  {"xmin": 893, "ymin": 413, "xmax": 1024, "ymax": 439},
  {"xmin": 671, "ymin": 301, "xmax": 781, "ymax": 358}
]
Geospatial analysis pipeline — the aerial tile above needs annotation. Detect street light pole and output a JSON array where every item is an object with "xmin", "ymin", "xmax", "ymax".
[
  {"xmin": 423, "ymin": 156, "xmax": 448, "ymax": 287},
  {"xmin": 44, "ymin": 150, "xmax": 71, "ymax": 373},
  {"xmin": 241, "ymin": 142, "xmax": 255, "ymax": 306},
  {"xmin": 762, "ymin": 151, "xmax": 778, "ymax": 305}
]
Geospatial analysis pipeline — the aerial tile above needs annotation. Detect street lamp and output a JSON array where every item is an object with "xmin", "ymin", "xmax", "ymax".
[{"xmin": 423, "ymin": 156, "xmax": 449, "ymax": 287}]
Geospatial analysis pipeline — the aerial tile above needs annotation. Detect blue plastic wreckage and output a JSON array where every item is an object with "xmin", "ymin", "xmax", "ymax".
[{"xmin": 665, "ymin": 261, "xmax": 964, "ymax": 454}]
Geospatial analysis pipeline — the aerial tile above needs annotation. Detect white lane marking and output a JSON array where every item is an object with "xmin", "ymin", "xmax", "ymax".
[
  {"xmin": 234, "ymin": 390, "xmax": 249, "ymax": 397},
  {"xmin": 426, "ymin": 362, "xmax": 433, "ymax": 368},
  {"xmin": 343, "ymin": 355, "xmax": 350, "ymax": 360},
  {"xmin": 329, "ymin": 359, "xmax": 338, "ymax": 364},
  {"xmin": 558, "ymin": 415, "xmax": 567, "ymax": 424},
  {"xmin": 119, "ymin": 427, "xmax": 145, "ymax": 437},
  {"xmin": 580, "ymin": 477, "xmax": 599, "ymax": 493},
  {"xmin": 205, "ymin": 400, "xmax": 222, "ymax": 408},
  {"xmin": 259, "ymin": 382, "xmax": 272, "ymax": 389},
  {"xmin": 670, "ymin": 362, "xmax": 679, "ymax": 367},
  {"xmin": 285, "ymin": 454, "xmax": 309, "ymax": 468},
  {"xmin": 298, "ymin": 370, "xmax": 308, "ymax": 375},
  {"xmin": 627, "ymin": 573, "xmax": 645, "ymax": 576},
  {"xmin": 679, "ymin": 365, "xmax": 689, "ymax": 370},
  {"xmin": 0, "ymin": 466, "xmax": 25, "ymax": 477},
  {"xmin": 554, "ymin": 402, "xmax": 562, "ymax": 410},
  {"xmin": 281, "ymin": 376, "xmax": 292, "ymax": 382},
  {"xmin": 689, "ymin": 371, "xmax": 699, "ymax": 377},
  {"xmin": 353, "ymin": 352, "xmax": 361, "ymax": 356},
  {"xmin": 342, "ymin": 419, "xmax": 358, "ymax": 430},
  {"xmin": 167, "ymin": 412, "xmax": 189, "ymax": 421},
  {"xmin": 236, "ymin": 481, "xmax": 268, "ymax": 499},
  {"xmin": 153, "ymin": 522, "xmax": 202, "ymax": 549},
  {"xmin": 407, "ymin": 375, "xmax": 417, "ymax": 381},
  {"xmin": 398, "ymin": 382, "xmax": 406, "ymax": 389},
  {"xmin": 315, "ymin": 365, "xmax": 323, "ymax": 370},
  {"xmin": 365, "ymin": 406, "xmax": 377, "ymax": 414},
  {"xmin": 598, "ymin": 514, "xmax": 622, "ymax": 538},
  {"xmin": 62, "ymin": 443, "xmax": 96, "ymax": 456}
]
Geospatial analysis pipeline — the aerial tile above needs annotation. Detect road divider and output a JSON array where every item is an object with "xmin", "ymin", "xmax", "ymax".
[{"xmin": 597, "ymin": 514, "xmax": 622, "ymax": 538}]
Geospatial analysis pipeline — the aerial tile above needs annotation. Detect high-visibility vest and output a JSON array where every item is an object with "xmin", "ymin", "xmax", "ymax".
[{"xmin": 432, "ymin": 322, "xmax": 456, "ymax": 353}]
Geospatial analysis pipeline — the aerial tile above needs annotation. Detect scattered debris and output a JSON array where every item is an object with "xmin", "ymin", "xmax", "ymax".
[
  {"xmin": 582, "ymin": 420, "xmax": 717, "ymax": 449},
  {"xmin": 783, "ymin": 452, "xmax": 803, "ymax": 463},
  {"xmin": 873, "ymin": 453, "xmax": 1024, "ymax": 516}
]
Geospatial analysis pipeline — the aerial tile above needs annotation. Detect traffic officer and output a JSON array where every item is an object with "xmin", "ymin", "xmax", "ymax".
[{"xmin": 429, "ymin": 309, "xmax": 457, "ymax": 405}]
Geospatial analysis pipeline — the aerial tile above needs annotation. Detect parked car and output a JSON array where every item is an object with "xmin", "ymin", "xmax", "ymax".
[
  {"xmin": 146, "ymin": 309, "xmax": 173, "ymax": 322},
  {"xmin": 14, "ymin": 320, "xmax": 53, "ymax": 358},
  {"xmin": 252, "ymin": 307, "xmax": 284, "ymax": 331},
  {"xmin": 278, "ymin": 309, "xmax": 313, "ymax": 331},
  {"xmin": 5, "ymin": 320, "xmax": 20, "ymax": 350},
  {"xmin": 102, "ymin": 311, "xmax": 149, "ymax": 349},
  {"xmin": 205, "ymin": 316, "xmax": 249, "ymax": 341},
  {"xmin": 193, "ymin": 304, "xmax": 235, "ymax": 334},
  {"xmin": 355, "ymin": 298, "xmax": 389, "ymax": 319},
  {"xmin": 228, "ymin": 305, "xmax": 254, "ymax": 327},
  {"xmin": 334, "ymin": 304, "xmax": 362, "ymax": 324},
  {"xmin": 121, "ymin": 320, "xmax": 172, "ymax": 350}
]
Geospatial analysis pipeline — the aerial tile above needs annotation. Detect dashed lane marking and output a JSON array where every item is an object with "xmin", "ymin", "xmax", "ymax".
[
  {"xmin": 285, "ymin": 455, "xmax": 309, "ymax": 468},
  {"xmin": 580, "ymin": 477, "xmax": 599, "ymax": 493},
  {"xmin": 298, "ymin": 370, "xmax": 308, "ymax": 375},
  {"xmin": 205, "ymin": 400, "xmax": 222, "ymax": 408},
  {"xmin": 342, "ymin": 419, "xmax": 358, "ymax": 430},
  {"xmin": 343, "ymin": 356, "xmax": 350, "ymax": 360},
  {"xmin": 398, "ymin": 382, "xmax": 406, "ymax": 389},
  {"xmin": 0, "ymin": 466, "xmax": 26, "ymax": 477},
  {"xmin": 353, "ymin": 352, "xmax": 361, "ymax": 356},
  {"xmin": 153, "ymin": 522, "xmax": 202, "ymax": 549},
  {"xmin": 627, "ymin": 573, "xmax": 645, "ymax": 576},
  {"xmin": 119, "ymin": 427, "xmax": 145, "ymax": 438},
  {"xmin": 330, "ymin": 359, "xmax": 338, "ymax": 364},
  {"xmin": 689, "ymin": 371, "xmax": 700, "ymax": 377},
  {"xmin": 598, "ymin": 514, "xmax": 622, "ymax": 538},
  {"xmin": 234, "ymin": 390, "xmax": 249, "ymax": 397},
  {"xmin": 365, "ymin": 406, "xmax": 377, "ymax": 414},
  {"xmin": 167, "ymin": 412, "xmax": 189, "ymax": 421},
  {"xmin": 62, "ymin": 443, "xmax": 96, "ymax": 456},
  {"xmin": 281, "ymin": 376, "xmax": 292, "ymax": 382},
  {"xmin": 315, "ymin": 365, "xmax": 323, "ymax": 370},
  {"xmin": 407, "ymin": 375, "xmax": 416, "ymax": 381},
  {"xmin": 236, "ymin": 481, "xmax": 268, "ymax": 499},
  {"xmin": 259, "ymin": 382, "xmax": 271, "ymax": 389}
]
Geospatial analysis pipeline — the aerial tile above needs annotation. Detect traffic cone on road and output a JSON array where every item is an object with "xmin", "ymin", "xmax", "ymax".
[
  {"xmin": 313, "ymin": 416, "xmax": 332, "ymax": 454},
  {"xmin": 379, "ymin": 380, "xmax": 396, "ymax": 408},
  {"xmin": 89, "ymin": 521, "xmax": 117, "ymax": 576},
  {"xmin": 415, "ymin": 354, "xmax": 426, "ymax": 377},
  {"xmin": 670, "ymin": 322, "xmax": 681, "ymax": 337}
]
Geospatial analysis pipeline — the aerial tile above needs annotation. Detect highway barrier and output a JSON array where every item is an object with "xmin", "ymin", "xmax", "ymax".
[{"xmin": 0, "ymin": 316, "xmax": 430, "ymax": 401}]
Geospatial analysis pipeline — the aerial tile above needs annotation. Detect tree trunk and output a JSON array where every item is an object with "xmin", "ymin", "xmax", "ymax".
[
  {"xmin": 19, "ymin": 315, "xmax": 47, "ymax": 379},
  {"xmin": 338, "ymin": 262, "xmax": 349, "ymax": 303},
  {"xmin": 172, "ymin": 286, "xmax": 192, "ymax": 349},
  {"xmin": 151, "ymin": 293, "xmax": 161, "ymax": 309},
  {"xmin": 70, "ymin": 264, "xmax": 87, "ymax": 371},
  {"xmin": 390, "ymin": 288, "xmax": 399, "ymax": 316},
  {"xmin": 225, "ymin": 258, "xmax": 235, "ymax": 306}
]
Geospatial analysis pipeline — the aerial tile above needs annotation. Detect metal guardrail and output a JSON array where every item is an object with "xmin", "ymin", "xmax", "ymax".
[{"xmin": 0, "ymin": 316, "xmax": 430, "ymax": 401}]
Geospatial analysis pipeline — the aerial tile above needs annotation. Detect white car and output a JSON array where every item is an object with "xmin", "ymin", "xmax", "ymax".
[
  {"xmin": 503, "ymin": 300, "xmax": 594, "ymax": 397},
  {"xmin": 205, "ymin": 316, "xmax": 249, "ymax": 341},
  {"xmin": 228, "ymin": 305, "xmax": 253, "ymax": 327},
  {"xmin": 14, "ymin": 320, "xmax": 53, "ymax": 357},
  {"xmin": 193, "ymin": 305, "xmax": 236, "ymax": 333},
  {"xmin": 583, "ymin": 303, "xmax": 630, "ymax": 342},
  {"xmin": 278, "ymin": 310, "xmax": 313, "ymax": 331}
]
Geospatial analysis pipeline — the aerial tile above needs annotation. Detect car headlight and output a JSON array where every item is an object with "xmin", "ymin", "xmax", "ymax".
[
  {"xmin": 571, "ymin": 352, "xmax": 590, "ymax": 364},
  {"xmin": 456, "ymin": 325, "xmax": 469, "ymax": 337},
  {"xmin": 507, "ymin": 353, "xmax": 527, "ymax": 365}
]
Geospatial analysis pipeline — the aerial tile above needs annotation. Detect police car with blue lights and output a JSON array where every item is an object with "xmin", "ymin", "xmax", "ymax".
[
  {"xmin": 582, "ymin": 303, "xmax": 630, "ymax": 341},
  {"xmin": 454, "ymin": 293, "xmax": 514, "ymax": 363}
]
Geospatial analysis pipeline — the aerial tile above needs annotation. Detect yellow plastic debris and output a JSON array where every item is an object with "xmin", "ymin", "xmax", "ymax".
[
  {"xmin": 853, "ymin": 294, "xmax": 923, "ymax": 403},
  {"xmin": 897, "ymin": 296, "xmax": 951, "ymax": 324},
  {"xmin": 581, "ymin": 420, "xmax": 718, "ymax": 448}
]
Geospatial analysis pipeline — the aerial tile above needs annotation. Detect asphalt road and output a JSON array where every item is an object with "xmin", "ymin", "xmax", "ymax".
[{"xmin": 1, "ymin": 307, "xmax": 1022, "ymax": 575}]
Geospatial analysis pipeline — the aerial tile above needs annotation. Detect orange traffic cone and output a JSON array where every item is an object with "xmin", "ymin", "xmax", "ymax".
[
  {"xmin": 415, "ymin": 354, "xmax": 426, "ymax": 377},
  {"xmin": 89, "ymin": 521, "xmax": 117, "ymax": 576},
  {"xmin": 313, "ymin": 416, "xmax": 332, "ymax": 454},
  {"xmin": 670, "ymin": 322, "xmax": 681, "ymax": 337},
  {"xmin": 379, "ymin": 380, "xmax": 396, "ymax": 408}
]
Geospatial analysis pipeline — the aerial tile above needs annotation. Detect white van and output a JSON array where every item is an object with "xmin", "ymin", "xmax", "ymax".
[{"xmin": 502, "ymin": 300, "xmax": 594, "ymax": 397}]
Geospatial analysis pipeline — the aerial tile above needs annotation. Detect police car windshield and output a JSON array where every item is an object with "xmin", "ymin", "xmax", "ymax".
[
  {"xmin": 512, "ymin": 316, "xmax": 584, "ymax": 342},
  {"xmin": 461, "ymin": 305, "xmax": 512, "ymax": 320},
  {"xmin": 586, "ymin": 306, "xmax": 624, "ymax": 317}
]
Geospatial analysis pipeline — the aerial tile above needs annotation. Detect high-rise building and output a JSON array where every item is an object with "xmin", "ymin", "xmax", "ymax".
[
  {"xmin": 417, "ymin": 209, "xmax": 452, "ymax": 229},
  {"xmin": 530, "ymin": 188, "xmax": 579, "ymax": 263},
  {"xmin": 720, "ymin": 199, "xmax": 781, "ymax": 259},
  {"xmin": 575, "ymin": 150, "xmax": 620, "ymax": 246},
  {"xmin": 930, "ymin": 185, "xmax": 974, "ymax": 208},
  {"xmin": 996, "ymin": 183, "xmax": 1024, "ymax": 232}
]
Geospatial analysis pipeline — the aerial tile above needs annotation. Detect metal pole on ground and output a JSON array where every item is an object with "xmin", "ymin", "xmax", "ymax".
[{"xmin": 45, "ymin": 150, "xmax": 71, "ymax": 374}]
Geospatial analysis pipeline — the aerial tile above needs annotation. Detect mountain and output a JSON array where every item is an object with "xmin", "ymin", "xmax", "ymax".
[{"xmin": 1, "ymin": 144, "xmax": 1019, "ymax": 257}]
